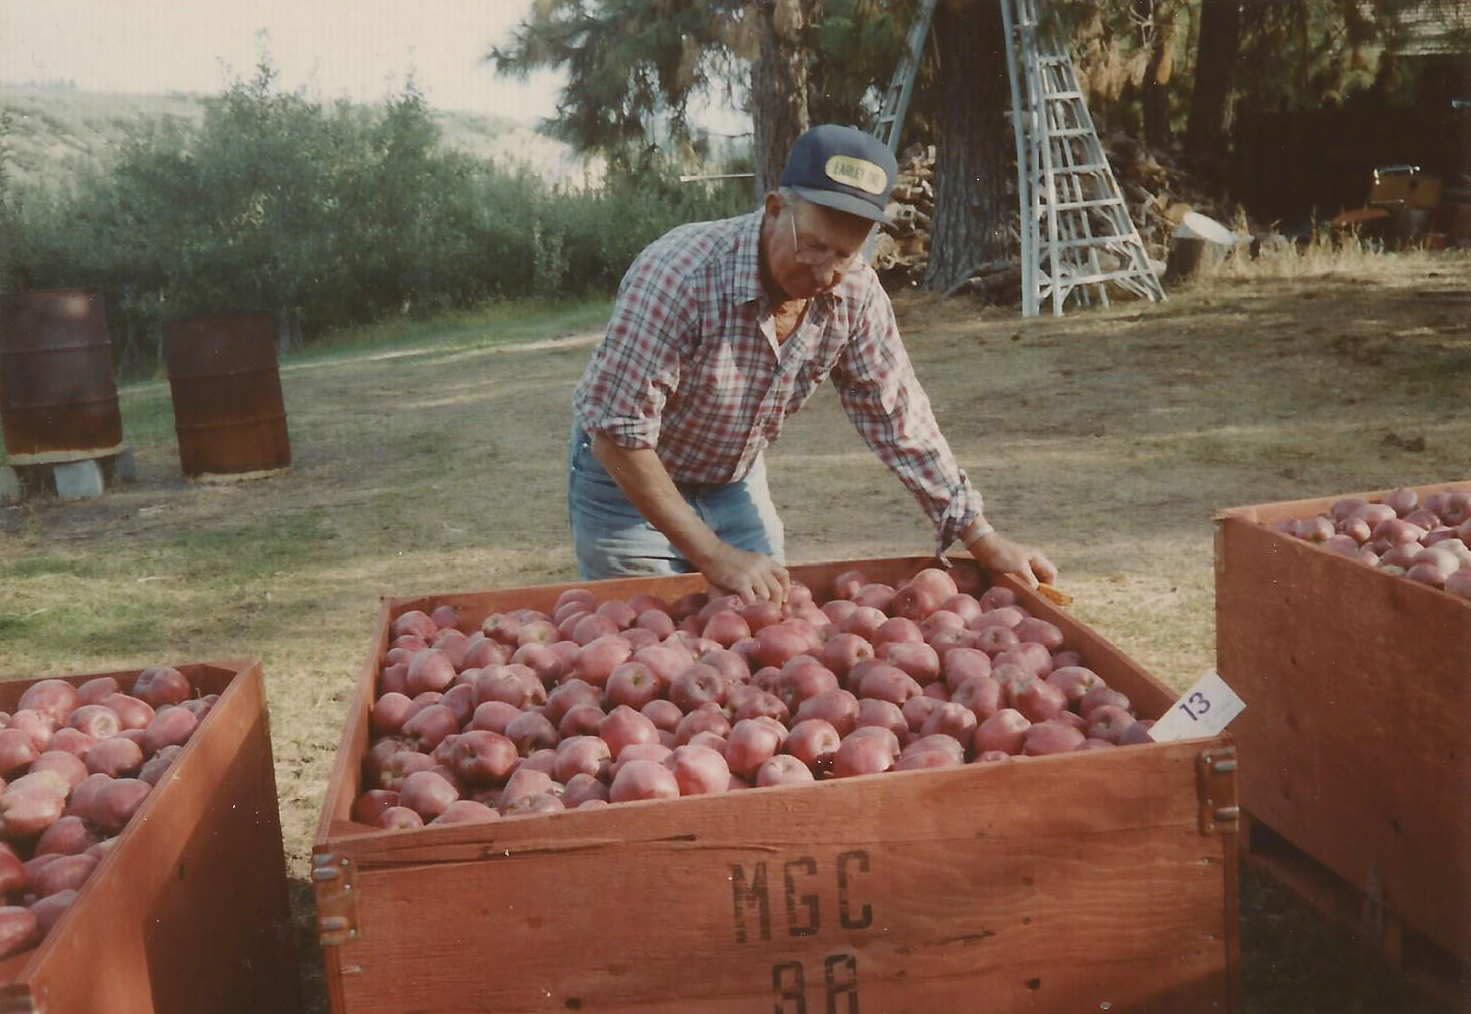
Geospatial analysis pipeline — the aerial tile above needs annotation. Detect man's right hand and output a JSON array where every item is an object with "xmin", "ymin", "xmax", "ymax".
[{"xmin": 699, "ymin": 543, "xmax": 791, "ymax": 606}]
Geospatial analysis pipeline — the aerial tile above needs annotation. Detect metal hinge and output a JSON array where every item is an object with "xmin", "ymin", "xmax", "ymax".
[
  {"xmin": 1197, "ymin": 746, "xmax": 1240, "ymax": 836},
  {"xmin": 312, "ymin": 852, "xmax": 359, "ymax": 946},
  {"xmin": 1212, "ymin": 517, "xmax": 1227, "ymax": 578},
  {"xmin": 0, "ymin": 994, "xmax": 40, "ymax": 1014}
]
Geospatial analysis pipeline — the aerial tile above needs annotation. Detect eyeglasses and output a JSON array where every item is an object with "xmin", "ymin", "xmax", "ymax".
[{"xmin": 787, "ymin": 210, "xmax": 865, "ymax": 273}]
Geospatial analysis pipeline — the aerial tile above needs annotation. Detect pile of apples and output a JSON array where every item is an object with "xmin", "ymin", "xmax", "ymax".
[
  {"xmin": 0, "ymin": 668, "xmax": 212, "ymax": 959},
  {"xmin": 1272, "ymin": 486, "xmax": 1471, "ymax": 601},
  {"xmin": 355, "ymin": 567, "xmax": 1154, "ymax": 829}
]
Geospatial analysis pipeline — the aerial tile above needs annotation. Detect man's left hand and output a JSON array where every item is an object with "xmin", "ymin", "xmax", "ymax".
[{"xmin": 966, "ymin": 530, "xmax": 1058, "ymax": 590}]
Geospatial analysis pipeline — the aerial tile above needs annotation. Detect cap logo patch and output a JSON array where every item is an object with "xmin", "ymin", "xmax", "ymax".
[{"xmin": 824, "ymin": 155, "xmax": 888, "ymax": 195}]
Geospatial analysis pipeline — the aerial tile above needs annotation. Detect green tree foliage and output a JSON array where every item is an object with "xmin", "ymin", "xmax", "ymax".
[
  {"xmin": 1070, "ymin": 1, "xmax": 1427, "ymax": 151},
  {"xmin": 0, "ymin": 60, "xmax": 746, "ymax": 369},
  {"xmin": 491, "ymin": 0, "xmax": 742, "ymax": 156},
  {"xmin": 491, "ymin": 1, "xmax": 911, "ymax": 167}
]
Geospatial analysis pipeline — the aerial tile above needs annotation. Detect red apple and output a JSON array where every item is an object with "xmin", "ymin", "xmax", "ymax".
[
  {"xmin": 674, "ymin": 706, "xmax": 731, "ymax": 746},
  {"xmin": 855, "ymin": 698, "xmax": 907, "ymax": 740},
  {"xmin": 17, "ymin": 681, "xmax": 80, "ymax": 727},
  {"xmin": 724, "ymin": 718, "xmax": 785, "ymax": 780},
  {"xmin": 499, "ymin": 768, "xmax": 555, "ymax": 811},
  {"xmin": 1080, "ymin": 686, "xmax": 1132, "ymax": 718},
  {"xmin": 793, "ymin": 688, "xmax": 860, "ymax": 736},
  {"xmin": 837, "ymin": 605, "xmax": 887, "ymax": 642},
  {"xmin": 504, "ymin": 712, "xmax": 559, "ymax": 756},
  {"xmin": 850, "ymin": 583, "xmax": 895, "ymax": 612},
  {"xmin": 399, "ymin": 771, "xmax": 460, "ymax": 821},
  {"xmin": 131, "ymin": 667, "xmax": 191, "ymax": 708},
  {"xmin": 609, "ymin": 759, "xmax": 679, "ymax": 803},
  {"xmin": 832, "ymin": 727, "xmax": 900, "ymax": 778},
  {"xmin": 974, "ymin": 709, "xmax": 1031, "ymax": 755},
  {"xmin": 575, "ymin": 634, "xmax": 634, "ymax": 687},
  {"xmin": 77, "ymin": 677, "xmax": 120, "ymax": 706},
  {"xmin": 83, "ymin": 737, "xmax": 144, "ymax": 779},
  {"xmin": 756, "ymin": 755, "xmax": 815, "ymax": 787},
  {"xmin": 670, "ymin": 665, "xmax": 728, "ymax": 714},
  {"xmin": 561, "ymin": 773, "xmax": 609, "ymax": 808},
  {"xmin": 900, "ymin": 696, "xmax": 943, "ymax": 734},
  {"xmin": 91, "ymin": 778, "xmax": 151, "ymax": 834},
  {"xmin": 669, "ymin": 745, "xmax": 730, "ymax": 795},
  {"xmin": 832, "ymin": 570, "xmax": 869, "ymax": 600},
  {"xmin": 401, "ymin": 704, "xmax": 461, "ymax": 754},
  {"xmin": 1022, "ymin": 720, "xmax": 1086, "ymax": 756},
  {"xmin": 406, "ymin": 649, "xmax": 457, "ymax": 697},
  {"xmin": 599, "ymin": 705, "xmax": 659, "ymax": 760},
  {"xmin": 856, "ymin": 665, "xmax": 922, "ymax": 706},
  {"xmin": 142, "ymin": 707, "xmax": 199, "ymax": 755},
  {"xmin": 635, "ymin": 609, "xmax": 676, "ymax": 639},
  {"xmin": 632, "ymin": 698, "xmax": 676, "ymax": 733},
  {"xmin": 784, "ymin": 719, "xmax": 840, "ymax": 772}
]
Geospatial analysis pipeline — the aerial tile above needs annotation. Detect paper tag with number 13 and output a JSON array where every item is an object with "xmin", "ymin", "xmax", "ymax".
[{"xmin": 1148, "ymin": 670, "xmax": 1246, "ymax": 743}]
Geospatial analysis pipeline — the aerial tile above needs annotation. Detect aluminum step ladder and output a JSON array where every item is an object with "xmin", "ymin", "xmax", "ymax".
[
  {"xmin": 872, "ymin": 0, "xmax": 939, "ymax": 153},
  {"xmin": 1001, "ymin": 0, "xmax": 1165, "ymax": 316}
]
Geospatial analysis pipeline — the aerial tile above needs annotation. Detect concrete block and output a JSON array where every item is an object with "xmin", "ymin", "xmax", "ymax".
[
  {"xmin": 54, "ymin": 459, "xmax": 104, "ymax": 501},
  {"xmin": 111, "ymin": 448, "xmax": 138, "ymax": 483},
  {"xmin": 0, "ymin": 466, "xmax": 19, "ymax": 504}
]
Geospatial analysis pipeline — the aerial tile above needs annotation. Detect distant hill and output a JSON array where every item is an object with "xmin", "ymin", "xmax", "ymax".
[{"xmin": 0, "ymin": 85, "xmax": 599, "ymax": 193}]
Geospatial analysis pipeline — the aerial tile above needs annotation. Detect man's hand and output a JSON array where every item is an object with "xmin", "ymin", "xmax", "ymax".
[
  {"xmin": 966, "ymin": 530, "xmax": 1058, "ymax": 590},
  {"xmin": 699, "ymin": 542, "xmax": 791, "ymax": 606}
]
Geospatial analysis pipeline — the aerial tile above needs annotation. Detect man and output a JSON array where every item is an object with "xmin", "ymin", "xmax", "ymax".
[{"xmin": 569, "ymin": 124, "xmax": 1056, "ymax": 604}]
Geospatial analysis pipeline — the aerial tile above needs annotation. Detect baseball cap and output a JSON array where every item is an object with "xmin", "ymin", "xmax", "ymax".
[{"xmin": 780, "ymin": 124, "xmax": 897, "ymax": 225}]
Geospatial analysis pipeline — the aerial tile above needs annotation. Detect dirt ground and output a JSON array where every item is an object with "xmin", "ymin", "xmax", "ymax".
[{"xmin": 1, "ymin": 250, "xmax": 1468, "ymax": 1011}]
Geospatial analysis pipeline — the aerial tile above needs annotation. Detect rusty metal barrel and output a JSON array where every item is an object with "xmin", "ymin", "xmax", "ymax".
[
  {"xmin": 161, "ymin": 313, "xmax": 291, "ymax": 480},
  {"xmin": 0, "ymin": 288, "xmax": 126, "ymax": 464}
]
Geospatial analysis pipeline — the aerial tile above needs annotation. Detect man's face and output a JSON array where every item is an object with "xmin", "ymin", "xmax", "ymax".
[{"xmin": 765, "ymin": 196, "xmax": 875, "ymax": 300}]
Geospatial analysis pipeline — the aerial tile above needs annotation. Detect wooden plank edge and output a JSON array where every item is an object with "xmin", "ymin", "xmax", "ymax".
[
  {"xmin": 1214, "ymin": 479, "xmax": 1471, "ymax": 525},
  {"xmin": 1214, "ymin": 515, "xmax": 1471, "ymax": 614},
  {"xmin": 313, "ymin": 602, "xmax": 393, "ymax": 848},
  {"xmin": 1243, "ymin": 813, "xmax": 1471, "ymax": 1010}
]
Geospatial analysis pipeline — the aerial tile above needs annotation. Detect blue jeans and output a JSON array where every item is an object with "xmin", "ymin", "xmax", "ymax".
[{"xmin": 567, "ymin": 427, "xmax": 786, "ymax": 580}]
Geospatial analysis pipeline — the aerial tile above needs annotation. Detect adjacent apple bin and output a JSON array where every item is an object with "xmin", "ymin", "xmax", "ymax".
[
  {"xmin": 314, "ymin": 555, "xmax": 1240, "ymax": 1014},
  {"xmin": 1215, "ymin": 480, "xmax": 1471, "ymax": 1003},
  {"xmin": 0, "ymin": 660, "xmax": 300, "ymax": 1014}
]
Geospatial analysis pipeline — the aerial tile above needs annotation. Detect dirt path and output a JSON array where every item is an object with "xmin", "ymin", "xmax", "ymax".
[{"xmin": 2, "ymin": 251, "xmax": 1467, "ymax": 1011}]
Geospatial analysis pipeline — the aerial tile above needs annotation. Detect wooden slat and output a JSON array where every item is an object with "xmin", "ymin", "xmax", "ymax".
[
  {"xmin": 0, "ymin": 661, "xmax": 300, "ymax": 1014},
  {"xmin": 1215, "ymin": 479, "xmax": 1471, "ymax": 527},
  {"xmin": 1215, "ymin": 490, "xmax": 1471, "ymax": 965},
  {"xmin": 326, "ymin": 742, "xmax": 1229, "ymax": 1014}
]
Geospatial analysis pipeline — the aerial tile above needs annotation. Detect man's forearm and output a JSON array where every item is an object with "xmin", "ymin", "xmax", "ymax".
[{"xmin": 590, "ymin": 435, "xmax": 723, "ymax": 568}]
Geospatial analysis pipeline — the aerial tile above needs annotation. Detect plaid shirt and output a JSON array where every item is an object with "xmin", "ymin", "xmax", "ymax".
[{"xmin": 573, "ymin": 209, "xmax": 984, "ymax": 552}]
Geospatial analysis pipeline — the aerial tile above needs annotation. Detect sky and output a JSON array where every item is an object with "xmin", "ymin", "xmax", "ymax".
[{"xmin": 0, "ymin": 0, "xmax": 744, "ymax": 132}]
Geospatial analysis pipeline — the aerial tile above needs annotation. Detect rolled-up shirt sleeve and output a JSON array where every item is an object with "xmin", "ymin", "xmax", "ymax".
[
  {"xmin": 573, "ymin": 245, "xmax": 696, "ymax": 450},
  {"xmin": 833, "ymin": 285, "xmax": 985, "ymax": 553}
]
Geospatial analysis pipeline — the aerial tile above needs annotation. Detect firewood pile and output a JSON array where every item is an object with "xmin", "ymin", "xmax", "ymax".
[
  {"xmin": 871, "ymin": 136, "xmax": 1252, "ymax": 298},
  {"xmin": 871, "ymin": 145, "xmax": 937, "ymax": 284},
  {"xmin": 1101, "ymin": 133, "xmax": 1250, "ymax": 259}
]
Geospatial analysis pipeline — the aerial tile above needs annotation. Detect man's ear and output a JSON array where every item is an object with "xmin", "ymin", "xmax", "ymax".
[{"xmin": 763, "ymin": 191, "xmax": 785, "ymax": 219}]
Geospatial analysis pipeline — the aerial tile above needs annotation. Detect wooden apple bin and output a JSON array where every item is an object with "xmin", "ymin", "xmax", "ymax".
[
  {"xmin": 0, "ymin": 660, "xmax": 300, "ymax": 1014},
  {"xmin": 1215, "ymin": 481, "xmax": 1471, "ymax": 1003},
  {"xmin": 314, "ymin": 556, "xmax": 1240, "ymax": 1014}
]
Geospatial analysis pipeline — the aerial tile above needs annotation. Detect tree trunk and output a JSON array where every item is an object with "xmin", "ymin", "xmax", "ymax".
[
  {"xmin": 1184, "ymin": 0, "xmax": 1241, "ymax": 175},
  {"xmin": 923, "ymin": 0, "xmax": 1010, "ymax": 295},
  {"xmin": 1136, "ymin": 0, "xmax": 1174, "ymax": 149},
  {"xmin": 751, "ymin": 0, "xmax": 810, "ymax": 196}
]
